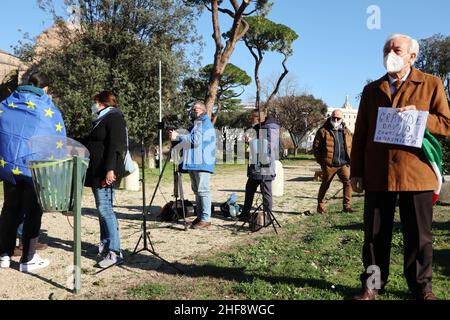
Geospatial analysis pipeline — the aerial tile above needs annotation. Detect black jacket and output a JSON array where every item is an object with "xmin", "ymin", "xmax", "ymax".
[
  {"xmin": 247, "ymin": 115, "xmax": 280, "ymax": 181},
  {"xmin": 84, "ymin": 108, "xmax": 127, "ymax": 188}
]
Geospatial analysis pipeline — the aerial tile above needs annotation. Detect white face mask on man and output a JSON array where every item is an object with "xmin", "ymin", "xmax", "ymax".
[
  {"xmin": 331, "ymin": 119, "xmax": 342, "ymax": 129},
  {"xmin": 91, "ymin": 103, "xmax": 101, "ymax": 115},
  {"xmin": 384, "ymin": 52, "xmax": 409, "ymax": 73}
]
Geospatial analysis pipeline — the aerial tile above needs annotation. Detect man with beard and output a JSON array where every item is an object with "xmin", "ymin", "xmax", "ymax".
[{"xmin": 313, "ymin": 109, "xmax": 353, "ymax": 214}]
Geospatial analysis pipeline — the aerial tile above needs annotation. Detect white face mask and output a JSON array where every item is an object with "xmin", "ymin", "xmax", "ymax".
[
  {"xmin": 384, "ymin": 52, "xmax": 408, "ymax": 73},
  {"xmin": 91, "ymin": 103, "xmax": 100, "ymax": 115},
  {"xmin": 331, "ymin": 119, "xmax": 342, "ymax": 129}
]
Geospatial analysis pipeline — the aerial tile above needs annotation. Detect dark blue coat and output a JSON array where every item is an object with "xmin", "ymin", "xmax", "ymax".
[{"xmin": 247, "ymin": 115, "xmax": 280, "ymax": 181}]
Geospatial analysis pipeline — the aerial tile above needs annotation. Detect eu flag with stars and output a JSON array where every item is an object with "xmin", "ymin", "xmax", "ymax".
[{"xmin": 0, "ymin": 85, "xmax": 67, "ymax": 184}]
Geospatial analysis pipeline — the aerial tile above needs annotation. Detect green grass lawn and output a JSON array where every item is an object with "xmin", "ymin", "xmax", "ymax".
[
  {"xmin": 282, "ymin": 153, "xmax": 315, "ymax": 161},
  {"xmin": 128, "ymin": 198, "xmax": 450, "ymax": 300}
]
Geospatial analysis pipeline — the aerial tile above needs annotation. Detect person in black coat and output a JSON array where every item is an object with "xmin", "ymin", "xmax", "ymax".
[
  {"xmin": 84, "ymin": 91, "xmax": 126, "ymax": 268},
  {"xmin": 240, "ymin": 109, "xmax": 280, "ymax": 222}
]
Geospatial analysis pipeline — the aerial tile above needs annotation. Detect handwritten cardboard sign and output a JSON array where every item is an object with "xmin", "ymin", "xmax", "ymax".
[{"xmin": 374, "ymin": 107, "xmax": 429, "ymax": 148}]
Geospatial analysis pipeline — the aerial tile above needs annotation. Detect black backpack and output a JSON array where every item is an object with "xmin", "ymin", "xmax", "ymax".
[{"xmin": 159, "ymin": 200, "xmax": 195, "ymax": 222}]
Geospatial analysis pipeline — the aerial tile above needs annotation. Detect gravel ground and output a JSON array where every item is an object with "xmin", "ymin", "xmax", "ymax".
[{"xmin": 0, "ymin": 160, "xmax": 346, "ymax": 300}]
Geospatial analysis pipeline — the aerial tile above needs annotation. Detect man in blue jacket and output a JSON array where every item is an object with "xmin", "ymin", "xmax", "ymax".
[{"xmin": 169, "ymin": 101, "xmax": 216, "ymax": 229}]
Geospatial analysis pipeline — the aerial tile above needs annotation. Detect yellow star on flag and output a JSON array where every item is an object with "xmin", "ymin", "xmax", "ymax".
[
  {"xmin": 55, "ymin": 123, "xmax": 63, "ymax": 132},
  {"xmin": 44, "ymin": 108, "xmax": 55, "ymax": 117},
  {"xmin": 56, "ymin": 140, "xmax": 64, "ymax": 149},
  {"xmin": 26, "ymin": 101, "xmax": 36, "ymax": 109},
  {"xmin": 0, "ymin": 158, "xmax": 5, "ymax": 168},
  {"xmin": 12, "ymin": 166, "xmax": 22, "ymax": 175},
  {"xmin": 0, "ymin": 109, "xmax": 3, "ymax": 115},
  {"xmin": 8, "ymin": 102, "xmax": 18, "ymax": 109}
]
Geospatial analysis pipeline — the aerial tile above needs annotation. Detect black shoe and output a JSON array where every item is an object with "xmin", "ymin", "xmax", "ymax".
[
  {"xmin": 187, "ymin": 217, "xmax": 201, "ymax": 226},
  {"xmin": 238, "ymin": 212, "xmax": 250, "ymax": 221}
]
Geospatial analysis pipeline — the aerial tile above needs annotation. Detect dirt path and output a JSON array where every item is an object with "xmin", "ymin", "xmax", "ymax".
[{"xmin": 0, "ymin": 160, "xmax": 346, "ymax": 300}]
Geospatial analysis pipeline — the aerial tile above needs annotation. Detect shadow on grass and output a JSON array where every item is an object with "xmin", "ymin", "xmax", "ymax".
[
  {"xmin": 82, "ymin": 206, "xmax": 162, "ymax": 221},
  {"xmin": 432, "ymin": 220, "xmax": 450, "ymax": 233},
  {"xmin": 39, "ymin": 231, "xmax": 105, "ymax": 264},
  {"xmin": 334, "ymin": 220, "xmax": 449, "ymax": 234},
  {"xmin": 162, "ymin": 262, "xmax": 356, "ymax": 298},
  {"xmin": 288, "ymin": 177, "xmax": 315, "ymax": 182},
  {"xmin": 433, "ymin": 249, "xmax": 450, "ymax": 277},
  {"xmin": 8, "ymin": 260, "xmax": 73, "ymax": 293},
  {"xmin": 296, "ymin": 195, "xmax": 318, "ymax": 200},
  {"xmin": 217, "ymin": 189, "xmax": 246, "ymax": 193},
  {"xmin": 143, "ymin": 262, "xmax": 413, "ymax": 300},
  {"xmin": 272, "ymin": 209, "xmax": 302, "ymax": 215},
  {"xmin": 332, "ymin": 223, "xmax": 365, "ymax": 231}
]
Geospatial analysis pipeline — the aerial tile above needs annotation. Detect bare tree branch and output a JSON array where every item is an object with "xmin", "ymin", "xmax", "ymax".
[
  {"xmin": 217, "ymin": 7, "xmax": 235, "ymax": 17},
  {"xmin": 266, "ymin": 53, "xmax": 289, "ymax": 106}
]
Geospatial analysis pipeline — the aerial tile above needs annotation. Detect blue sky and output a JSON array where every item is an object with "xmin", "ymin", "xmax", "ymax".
[{"xmin": 1, "ymin": 0, "xmax": 449, "ymax": 109}]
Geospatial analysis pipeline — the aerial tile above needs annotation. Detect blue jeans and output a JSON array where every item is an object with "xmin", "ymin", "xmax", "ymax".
[
  {"xmin": 189, "ymin": 171, "xmax": 212, "ymax": 222},
  {"xmin": 92, "ymin": 187, "xmax": 120, "ymax": 253}
]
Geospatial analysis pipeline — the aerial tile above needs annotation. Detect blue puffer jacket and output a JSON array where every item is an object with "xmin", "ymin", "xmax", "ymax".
[{"xmin": 179, "ymin": 113, "xmax": 216, "ymax": 173}]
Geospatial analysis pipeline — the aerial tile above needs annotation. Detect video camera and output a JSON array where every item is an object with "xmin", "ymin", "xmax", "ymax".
[
  {"xmin": 158, "ymin": 114, "xmax": 185, "ymax": 131},
  {"xmin": 158, "ymin": 101, "xmax": 195, "ymax": 132}
]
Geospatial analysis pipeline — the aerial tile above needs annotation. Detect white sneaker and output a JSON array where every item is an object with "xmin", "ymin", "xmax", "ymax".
[
  {"xmin": 0, "ymin": 255, "xmax": 10, "ymax": 268},
  {"xmin": 98, "ymin": 251, "xmax": 123, "ymax": 268},
  {"xmin": 19, "ymin": 254, "xmax": 50, "ymax": 272}
]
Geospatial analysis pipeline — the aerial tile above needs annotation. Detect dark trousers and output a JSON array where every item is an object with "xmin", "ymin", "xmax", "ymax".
[
  {"xmin": 0, "ymin": 181, "xmax": 43, "ymax": 262},
  {"xmin": 242, "ymin": 178, "xmax": 272, "ymax": 214},
  {"xmin": 361, "ymin": 191, "xmax": 433, "ymax": 294},
  {"xmin": 317, "ymin": 164, "xmax": 352, "ymax": 209}
]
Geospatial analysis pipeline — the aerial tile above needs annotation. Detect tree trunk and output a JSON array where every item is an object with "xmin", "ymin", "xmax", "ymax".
[
  {"xmin": 288, "ymin": 129, "xmax": 298, "ymax": 156},
  {"xmin": 254, "ymin": 49, "xmax": 263, "ymax": 109},
  {"xmin": 211, "ymin": 99, "xmax": 222, "ymax": 125},
  {"xmin": 204, "ymin": 0, "xmax": 250, "ymax": 118},
  {"xmin": 266, "ymin": 53, "xmax": 290, "ymax": 106},
  {"xmin": 205, "ymin": 67, "xmax": 222, "ymax": 118},
  {"xmin": 244, "ymin": 39, "xmax": 263, "ymax": 110}
]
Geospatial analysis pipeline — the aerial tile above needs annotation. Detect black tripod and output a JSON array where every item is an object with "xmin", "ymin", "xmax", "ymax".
[
  {"xmin": 131, "ymin": 137, "xmax": 183, "ymax": 273},
  {"xmin": 169, "ymin": 142, "xmax": 188, "ymax": 230},
  {"xmin": 240, "ymin": 175, "xmax": 282, "ymax": 234}
]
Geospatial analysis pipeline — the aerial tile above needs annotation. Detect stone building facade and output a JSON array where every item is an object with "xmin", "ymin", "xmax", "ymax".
[
  {"xmin": 0, "ymin": 49, "xmax": 24, "ymax": 83},
  {"xmin": 0, "ymin": 49, "xmax": 27, "ymax": 100}
]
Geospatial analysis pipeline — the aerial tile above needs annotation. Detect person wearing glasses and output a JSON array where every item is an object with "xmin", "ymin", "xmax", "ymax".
[{"xmin": 312, "ymin": 109, "xmax": 353, "ymax": 214}]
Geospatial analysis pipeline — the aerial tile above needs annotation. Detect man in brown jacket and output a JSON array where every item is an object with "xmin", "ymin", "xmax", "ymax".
[
  {"xmin": 351, "ymin": 34, "xmax": 450, "ymax": 300},
  {"xmin": 313, "ymin": 109, "xmax": 353, "ymax": 214}
]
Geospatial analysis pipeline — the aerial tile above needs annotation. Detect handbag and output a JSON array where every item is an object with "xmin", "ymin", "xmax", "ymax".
[{"xmin": 123, "ymin": 128, "xmax": 136, "ymax": 177}]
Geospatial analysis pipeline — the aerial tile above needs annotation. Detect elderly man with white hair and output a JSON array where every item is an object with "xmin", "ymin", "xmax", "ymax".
[{"xmin": 351, "ymin": 34, "xmax": 450, "ymax": 300}]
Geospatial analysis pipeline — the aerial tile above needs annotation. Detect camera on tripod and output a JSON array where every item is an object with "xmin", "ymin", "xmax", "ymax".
[{"xmin": 158, "ymin": 114, "xmax": 186, "ymax": 132}]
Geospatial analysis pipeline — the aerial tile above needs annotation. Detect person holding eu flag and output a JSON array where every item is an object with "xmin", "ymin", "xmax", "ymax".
[{"xmin": 0, "ymin": 71, "xmax": 66, "ymax": 272}]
